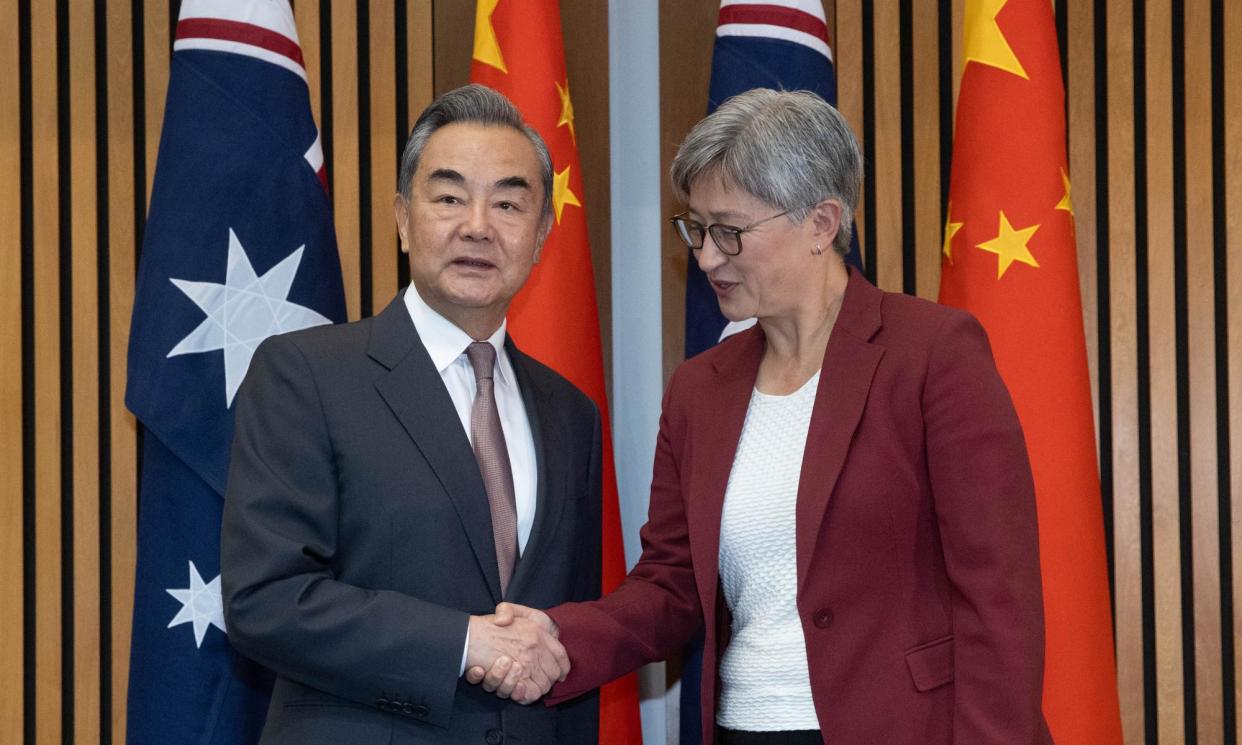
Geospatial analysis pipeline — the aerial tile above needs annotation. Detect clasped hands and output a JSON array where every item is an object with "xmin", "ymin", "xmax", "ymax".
[{"xmin": 463, "ymin": 603, "xmax": 565, "ymax": 705}]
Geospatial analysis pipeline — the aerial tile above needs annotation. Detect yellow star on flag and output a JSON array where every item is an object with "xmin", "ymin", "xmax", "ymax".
[
  {"xmin": 977, "ymin": 211, "xmax": 1040, "ymax": 279},
  {"xmin": 1056, "ymin": 168, "xmax": 1074, "ymax": 213},
  {"xmin": 943, "ymin": 204, "xmax": 964, "ymax": 262},
  {"xmin": 473, "ymin": 0, "xmax": 507, "ymax": 73},
  {"xmin": 963, "ymin": 0, "xmax": 1028, "ymax": 79},
  {"xmin": 552, "ymin": 165, "xmax": 581, "ymax": 224},
  {"xmin": 555, "ymin": 80, "xmax": 576, "ymax": 144}
]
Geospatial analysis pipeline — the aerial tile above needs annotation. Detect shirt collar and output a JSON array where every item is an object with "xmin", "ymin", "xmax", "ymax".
[{"xmin": 403, "ymin": 283, "xmax": 514, "ymax": 386}]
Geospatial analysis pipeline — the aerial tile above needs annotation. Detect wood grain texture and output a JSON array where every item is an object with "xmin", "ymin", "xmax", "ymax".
[
  {"xmin": 104, "ymin": 5, "xmax": 137, "ymax": 742},
  {"xmin": 143, "ymin": 0, "xmax": 170, "ymax": 211},
  {"xmin": 870, "ymin": 0, "xmax": 902, "ymax": 292},
  {"xmin": 69, "ymin": 3, "xmax": 102, "ymax": 742},
  {"xmin": 1104, "ymin": 1, "xmax": 1145, "ymax": 740},
  {"xmin": 31, "ymin": 1, "xmax": 62, "ymax": 740},
  {"xmin": 369, "ymin": 0, "xmax": 399, "ymax": 313},
  {"xmin": 1183, "ymin": 2, "xmax": 1224, "ymax": 742},
  {"xmin": 0, "ymin": 0, "xmax": 23, "ymax": 741},
  {"xmin": 331, "ymin": 0, "xmax": 360, "ymax": 320},
  {"xmin": 912, "ymin": 0, "xmax": 942, "ymax": 301},
  {"xmin": 1226, "ymin": 2, "xmax": 1242, "ymax": 740}
]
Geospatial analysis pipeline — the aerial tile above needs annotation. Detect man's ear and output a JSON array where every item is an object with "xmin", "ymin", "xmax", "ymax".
[
  {"xmin": 393, "ymin": 193, "xmax": 411, "ymax": 253},
  {"xmin": 533, "ymin": 212, "xmax": 554, "ymax": 263},
  {"xmin": 809, "ymin": 199, "xmax": 843, "ymax": 246}
]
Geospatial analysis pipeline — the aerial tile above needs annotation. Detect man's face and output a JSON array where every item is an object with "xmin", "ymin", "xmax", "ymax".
[{"xmin": 395, "ymin": 122, "xmax": 550, "ymax": 335}]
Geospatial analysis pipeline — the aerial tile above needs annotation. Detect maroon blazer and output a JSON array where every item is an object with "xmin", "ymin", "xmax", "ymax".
[{"xmin": 546, "ymin": 270, "xmax": 1052, "ymax": 744}]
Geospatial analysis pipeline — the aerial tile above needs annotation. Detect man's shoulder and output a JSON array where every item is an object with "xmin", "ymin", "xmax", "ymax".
[{"xmin": 511, "ymin": 348, "xmax": 598, "ymax": 418}]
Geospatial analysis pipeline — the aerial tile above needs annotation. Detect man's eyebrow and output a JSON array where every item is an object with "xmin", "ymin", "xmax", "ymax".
[
  {"xmin": 426, "ymin": 168, "xmax": 465, "ymax": 184},
  {"xmin": 494, "ymin": 176, "xmax": 532, "ymax": 191}
]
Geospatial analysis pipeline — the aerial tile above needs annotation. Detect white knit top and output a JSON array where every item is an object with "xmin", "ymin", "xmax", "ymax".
[{"xmin": 716, "ymin": 370, "xmax": 821, "ymax": 731}]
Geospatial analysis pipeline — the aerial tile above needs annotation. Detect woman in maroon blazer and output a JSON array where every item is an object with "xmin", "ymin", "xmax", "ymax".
[{"xmin": 474, "ymin": 89, "xmax": 1052, "ymax": 745}]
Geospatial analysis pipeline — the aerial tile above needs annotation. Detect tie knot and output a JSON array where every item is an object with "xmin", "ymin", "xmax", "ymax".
[{"xmin": 465, "ymin": 341, "xmax": 496, "ymax": 381}]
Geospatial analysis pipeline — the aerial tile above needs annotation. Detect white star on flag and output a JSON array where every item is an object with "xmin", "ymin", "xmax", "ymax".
[
  {"xmin": 167, "ymin": 229, "xmax": 332, "ymax": 406},
  {"xmin": 166, "ymin": 560, "xmax": 226, "ymax": 648}
]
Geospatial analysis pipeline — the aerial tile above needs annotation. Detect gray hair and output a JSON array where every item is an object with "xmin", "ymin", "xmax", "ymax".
[
  {"xmin": 397, "ymin": 84, "xmax": 554, "ymax": 222},
  {"xmin": 670, "ymin": 89, "xmax": 863, "ymax": 256}
]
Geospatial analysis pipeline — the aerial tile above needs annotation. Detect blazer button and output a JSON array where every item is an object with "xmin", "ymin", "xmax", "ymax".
[
  {"xmin": 812, "ymin": 608, "xmax": 834, "ymax": 628},
  {"xmin": 485, "ymin": 728, "xmax": 505, "ymax": 745},
  {"xmin": 412, "ymin": 703, "xmax": 429, "ymax": 718},
  {"xmin": 401, "ymin": 702, "xmax": 414, "ymax": 716},
  {"xmin": 375, "ymin": 697, "xmax": 390, "ymax": 709}
]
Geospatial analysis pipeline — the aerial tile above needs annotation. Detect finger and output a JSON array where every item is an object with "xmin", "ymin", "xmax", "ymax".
[
  {"xmin": 494, "ymin": 662, "xmax": 524, "ymax": 699},
  {"xmin": 464, "ymin": 665, "xmax": 486, "ymax": 685},
  {"xmin": 545, "ymin": 636, "xmax": 571, "ymax": 680},
  {"xmin": 492, "ymin": 602, "xmax": 516, "ymax": 625},
  {"xmin": 481, "ymin": 656, "xmax": 513, "ymax": 693}
]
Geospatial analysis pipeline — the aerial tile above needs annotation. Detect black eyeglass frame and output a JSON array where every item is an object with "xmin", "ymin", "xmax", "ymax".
[{"xmin": 669, "ymin": 208, "xmax": 795, "ymax": 256}]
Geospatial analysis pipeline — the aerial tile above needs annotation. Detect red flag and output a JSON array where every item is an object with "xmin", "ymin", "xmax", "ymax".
[
  {"xmin": 938, "ymin": 1, "xmax": 1122, "ymax": 742},
  {"xmin": 471, "ymin": 2, "xmax": 644, "ymax": 743}
]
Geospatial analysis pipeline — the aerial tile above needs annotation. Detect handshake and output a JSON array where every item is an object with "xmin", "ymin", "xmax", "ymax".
[{"xmin": 463, "ymin": 602, "xmax": 568, "ymax": 705}]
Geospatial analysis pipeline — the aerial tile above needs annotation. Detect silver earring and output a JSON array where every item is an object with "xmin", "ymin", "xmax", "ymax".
[{"xmin": 812, "ymin": 242, "xmax": 823, "ymax": 256}]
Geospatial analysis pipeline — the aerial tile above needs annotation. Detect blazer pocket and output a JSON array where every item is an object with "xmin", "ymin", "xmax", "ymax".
[{"xmin": 904, "ymin": 634, "xmax": 954, "ymax": 692}]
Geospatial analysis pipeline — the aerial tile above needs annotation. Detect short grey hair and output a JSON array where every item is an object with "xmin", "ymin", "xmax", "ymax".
[
  {"xmin": 670, "ymin": 89, "xmax": 863, "ymax": 256},
  {"xmin": 397, "ymin": 83, "xmax": 553, "ymax": 222}
]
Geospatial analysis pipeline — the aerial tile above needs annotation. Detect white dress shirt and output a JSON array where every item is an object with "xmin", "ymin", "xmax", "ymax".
[{"xmin": 403, "ymin": 284, "xmax": 538, "ymax": 553}]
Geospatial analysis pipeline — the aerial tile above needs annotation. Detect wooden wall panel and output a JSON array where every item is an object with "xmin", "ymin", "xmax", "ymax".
[
  {"xmin": 331, "ymin": 1, "xmax": 361, "ymax": 320},
  {"xmin": 1226, "ymin": 1, "xmax": 1242, "ymax": 740},
  {"xmin": 0, "ymin": 0, "xmax": 22, "ymax": 743},
  {"xmin": 368, "ymin": 0, "xmax": 399, "ymax": 312},
  {"xmin": 30, "ymin": 2, "xmax": 63, "ymax": 742}
]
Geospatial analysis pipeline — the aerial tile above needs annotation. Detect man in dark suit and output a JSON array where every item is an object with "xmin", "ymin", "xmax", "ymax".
[{"xmin": 221, "ymin": 84, "xmax": 601, "ymax": 745}]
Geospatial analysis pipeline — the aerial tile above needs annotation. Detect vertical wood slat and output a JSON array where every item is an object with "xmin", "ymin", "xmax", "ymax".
[
  {"xmin": 143, "ymin": 0, "xmax": 170, "ymax": 210},
  {"xmin": 69, "ymin": 2, "xmax": 102, "ymax": 743},
  {"xmin": 1184, "ymin": 1, "xmax": 1224, "ymax": 742},
  {"xmin": 369, "ymin": 0, "xmax": 398, "ymax": 313},
  {"xmin": 331, "ymin": 0, "xmax": 360, "ymax": 321},
  {"xmin": 870, "ymin": 0, "xmax": 902, "ymax": 292},
  {"xmin": 911, "ymin": 0, "xmax": 941, "ymax": 301},
  {"xmin": 834, "ymin": 0, "xmax": 863, "ymax": 152},
  {"xmin": 31, "ymin": 0, "xmax": 63, "ymax": 741},
  {"xmin": 1067, "ymin": 0, "xmax": 1099, "ymax": 432},
  {"xmin": 1105, "ymin": 0, "xmax": 1145, "ymax": 740},
  {"xmin": 1143, "ymin": 1, "xmax": 1186, "ymax": 741},
  {"xmin": 407, "ymin": 0, "xmax": 434, "ymax": 122},
  {"xmin": 294, "ymin": 2, "xmax": 322, "ymax": 140},
  {"xmin": 105, "ymin": 2, "xmax": 138, "ymax": 743},
  {"xmin": 1226, "ymin": 1, "xmax": 1242, "ymax": 740},
  {"xmin": 0, "ymin": 0, "xmax": 23, "ymax": 741}
]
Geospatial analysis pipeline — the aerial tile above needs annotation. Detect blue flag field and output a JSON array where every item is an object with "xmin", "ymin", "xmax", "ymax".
[{"xmin": 124, "ymin": 1, "xmax": 345, "ymax": 742}]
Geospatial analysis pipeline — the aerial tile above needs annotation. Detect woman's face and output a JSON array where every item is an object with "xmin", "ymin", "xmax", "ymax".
[{"xmin": 686, "ymin": 173, "xmax": 818, "ymax": 323}]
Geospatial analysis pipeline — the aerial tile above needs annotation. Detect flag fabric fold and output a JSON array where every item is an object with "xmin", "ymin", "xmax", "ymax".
[
  {"xmin": 469, "ymin": 2, "xmax": 644, "ymax": 743},
  {"xmin": 125, "ymin": 1, "xmax": 345, "ymax": 742},
  {"xmin": 938, "ymin": 1, "xmax": 1122, "ymax": 743}
]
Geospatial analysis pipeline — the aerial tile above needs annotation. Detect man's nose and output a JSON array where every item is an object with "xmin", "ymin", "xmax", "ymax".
[{"xmin": 460, "ymin": 201, "xmax": 494, "ymax": 241}]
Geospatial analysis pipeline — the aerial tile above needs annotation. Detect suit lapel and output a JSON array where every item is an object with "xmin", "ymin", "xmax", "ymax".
[
  {"xmin": 368, "ymin": 295, "xmax": 503, "ymax": 603},
  {"xmin": 504, "ymin": 342, "xmax": 563, "ymax": 600},
  {"xmin": 795, "ymin": 269, "xmax": 884, "ymax": 593},
  {"xmin": 689, "ymin": 328, "xmax": 764, "ymax": 621}
]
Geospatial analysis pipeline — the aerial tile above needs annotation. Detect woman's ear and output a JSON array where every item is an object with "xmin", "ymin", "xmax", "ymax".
[{"xmin": 809, "ymin": 199, "xmax": 844, "ymax": 245}]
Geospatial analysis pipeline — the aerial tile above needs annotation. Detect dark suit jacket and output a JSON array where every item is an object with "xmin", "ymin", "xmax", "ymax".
[
  {"xmin": 222, "ymin": 293, "xmax": 602, "ymax": 745},
  {"xmin": 546, "ymin": 270, "xmax": 1051, "ymax": 744}
]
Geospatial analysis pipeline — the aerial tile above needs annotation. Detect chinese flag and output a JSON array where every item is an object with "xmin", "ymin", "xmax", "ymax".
[
  {"xmin": 471, "ymin": 2, "xmax": 644, "ymax": 743},
  {"xmin": 938, "ymin": 1, "xmax": 1122, "ymax": 743}
]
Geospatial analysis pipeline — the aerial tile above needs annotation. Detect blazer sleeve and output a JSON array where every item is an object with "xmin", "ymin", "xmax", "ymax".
[
  {"xmin": 221, "ymin": 334, "xmax": 465, "ymax": 729},
  {"xmin": 923, "ymin": 311, "xmax": 1049, "ymax": 743},
  {"xmin": 545, "ymin": 366, "xmax": 704, "ymax": 704}
]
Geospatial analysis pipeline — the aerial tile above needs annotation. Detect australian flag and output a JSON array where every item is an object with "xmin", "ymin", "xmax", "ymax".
[
  {"xmin": 680, "ymin": 2, "xmax": 854, "ymax": 741},
  {"xmin": 124, "ymin": 1, "xmax": 345, "ymax": 742},
  {"xmin": 684, "ymin": 0, "xmax": 862, "ymax": 359}
]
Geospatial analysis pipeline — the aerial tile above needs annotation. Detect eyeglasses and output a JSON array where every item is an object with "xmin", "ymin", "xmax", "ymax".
[{"xmin": 669, "ymin": 209, "xmax": 793, "ymax": 256}]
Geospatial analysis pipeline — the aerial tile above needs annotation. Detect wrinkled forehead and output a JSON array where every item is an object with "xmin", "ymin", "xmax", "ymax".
[{"xmin": 416, "ymin": 122, "xmax": 542, "ymax": 187}]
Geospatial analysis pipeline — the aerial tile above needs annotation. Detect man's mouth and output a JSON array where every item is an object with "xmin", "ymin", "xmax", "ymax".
[{"xmin": 453, "ymin": 257, "xmax": 497, "ymax": 270}]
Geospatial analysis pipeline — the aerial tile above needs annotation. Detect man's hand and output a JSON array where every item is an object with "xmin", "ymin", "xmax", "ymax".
[{"xmin": 463, "ymin": 605, "xmax": 568, "ymax": 705}]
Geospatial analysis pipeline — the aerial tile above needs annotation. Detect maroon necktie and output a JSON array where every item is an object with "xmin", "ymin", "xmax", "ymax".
[{"xmin": 465, "ymin": 341, "xmax": 518, "ymax": 594}]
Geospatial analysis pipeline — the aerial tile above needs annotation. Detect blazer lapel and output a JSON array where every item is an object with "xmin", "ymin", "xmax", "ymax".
[
  {"xmin": 368, "ymin": 295, "xmax": 503, "ymax": 603},
  {"xmin": 503, "ymin": 341, "xmax": 562, "ymax": 600},
  {"xmin": 689, "ymin": 328, "xmax": 765, "ymax": 621},
  {"xmin": 795, "ymin": 268, "xmax": 884, "ymax": 593}
]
